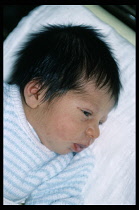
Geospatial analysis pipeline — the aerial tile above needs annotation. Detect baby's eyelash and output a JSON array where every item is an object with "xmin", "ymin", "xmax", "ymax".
[
  {"xmin": 82, "ymin": 110, "xmax": 92, "ymax": 117},
  {"xmin": 81, "ymin": 109, "xmax": 104, "ymax": 125}
]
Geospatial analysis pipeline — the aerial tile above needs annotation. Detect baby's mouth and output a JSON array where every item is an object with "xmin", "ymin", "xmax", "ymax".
[{"xmin": 72, "ymin": 143, "xmax": 88, "ymax": 153}]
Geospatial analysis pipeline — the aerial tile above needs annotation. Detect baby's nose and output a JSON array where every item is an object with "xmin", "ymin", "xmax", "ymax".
[{"xmin": 86, "ymin": 126, "xmax": 100, "ymax": 140}]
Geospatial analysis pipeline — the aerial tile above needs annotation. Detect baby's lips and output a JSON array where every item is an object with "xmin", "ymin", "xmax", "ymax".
[{"xmin": 72, "ymin": 143, "xmax": 88, "ymax": 152}]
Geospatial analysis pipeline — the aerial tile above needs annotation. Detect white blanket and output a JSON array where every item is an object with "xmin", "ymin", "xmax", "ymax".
[{"xmin": 3, "ymin": 5, "xmax": 135, "ymax": 205}]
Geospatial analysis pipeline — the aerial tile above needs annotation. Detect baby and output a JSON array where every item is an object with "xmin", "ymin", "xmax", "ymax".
[{"xmin": 4, "ymin": 24, "xmax": 122, "ymax": 205}]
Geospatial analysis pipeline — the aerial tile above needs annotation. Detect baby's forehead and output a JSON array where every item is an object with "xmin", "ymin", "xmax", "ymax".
[
  {"xmin": 76, "ymin": 82, "xmax": 112, "ymax": 99},
  {"xmin": 45, "ymin": 81, "xmax": 115, "ymax": 113},
  {"xmin": 74, "ymin": 84, "xmax": 115, "ymax": 111}
]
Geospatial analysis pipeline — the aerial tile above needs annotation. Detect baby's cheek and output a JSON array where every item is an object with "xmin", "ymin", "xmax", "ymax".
[{"xmin": 55, "ymin": 118, "xmax": 77, "ymax": 142}]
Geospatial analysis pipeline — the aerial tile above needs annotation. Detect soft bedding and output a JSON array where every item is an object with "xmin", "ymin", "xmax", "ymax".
[{"xmin": 3, "ymin": 5, "xmax": 135, "ymax": 205}]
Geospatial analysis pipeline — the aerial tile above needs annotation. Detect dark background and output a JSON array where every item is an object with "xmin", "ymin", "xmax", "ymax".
[{"xmin": 3, "ymin": 5, "xmax": 38, "ymax": 40}]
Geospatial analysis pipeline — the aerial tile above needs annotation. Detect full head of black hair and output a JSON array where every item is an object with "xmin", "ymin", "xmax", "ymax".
[{"xmin": 8, "ymin": 24, "xmax": 122, "ymax": 107}]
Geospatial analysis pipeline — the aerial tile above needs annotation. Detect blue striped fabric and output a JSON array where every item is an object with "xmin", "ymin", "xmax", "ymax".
[{"xmin": 4, "ymin": 82, "xmax": 94, "ymax": 205}]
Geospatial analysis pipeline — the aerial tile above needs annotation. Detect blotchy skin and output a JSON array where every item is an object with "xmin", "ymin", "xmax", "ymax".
[{"xmin": 23, "ymin": 81, "xmax": 114, "ymax": 154}]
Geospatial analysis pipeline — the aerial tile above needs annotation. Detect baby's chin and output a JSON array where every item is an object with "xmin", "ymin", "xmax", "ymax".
[
  {"xmin": 41, "ymin": 140, "xmax": 72, "ymax": 155},
  {"xmin": 54, "ymin": 148, "xmax": 73, "ymax": 155}
]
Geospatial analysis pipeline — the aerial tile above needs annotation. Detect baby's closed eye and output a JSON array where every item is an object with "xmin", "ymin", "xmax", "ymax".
[{"xmin": 82, "ymin": 110, "xmax": 92, "ymax": 117}]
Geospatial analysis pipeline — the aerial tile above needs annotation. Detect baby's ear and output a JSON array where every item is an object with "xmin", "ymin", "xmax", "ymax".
[{"xmin": 24, "ymin": 81, "xmax": 44, "ymax": 108}]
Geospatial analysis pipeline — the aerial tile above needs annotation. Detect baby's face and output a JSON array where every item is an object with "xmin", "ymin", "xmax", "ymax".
[{"xmin": 25, "ymin": 82, "xmax": 114, "ymax": 154}]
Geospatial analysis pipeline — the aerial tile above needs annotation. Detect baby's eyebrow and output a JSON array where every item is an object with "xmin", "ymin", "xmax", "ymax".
[{"xmin": 88, "ymin": 103, "xmax": 99, "ymax": 114}]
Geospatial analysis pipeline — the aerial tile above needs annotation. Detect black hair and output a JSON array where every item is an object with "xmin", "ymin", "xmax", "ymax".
[{"xmin": 8, "ymin": 24, "xmax": 122, "ymax": 107}]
